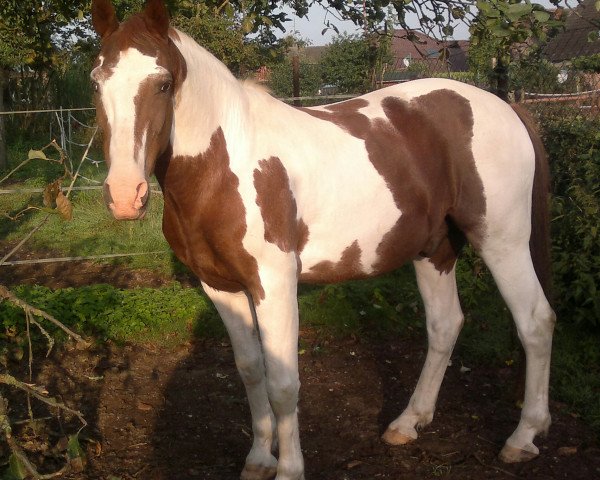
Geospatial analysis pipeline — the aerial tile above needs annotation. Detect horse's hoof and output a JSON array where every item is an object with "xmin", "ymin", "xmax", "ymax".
[
  {"xmin": 240, "ymin": 463, "xmax": 278, "ymax": 480},
  {"xmin": 381, "ymin": 428, "xmax": 416, "ymax": 446},
  {"xmin": 498, "ymin": 443, "xmax": 539, "ymax": 463}
]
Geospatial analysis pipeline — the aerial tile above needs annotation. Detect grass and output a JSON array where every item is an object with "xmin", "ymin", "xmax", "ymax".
[{"xmin": 1, "ymin": 134, "xmax": 172, "ymax": 272}]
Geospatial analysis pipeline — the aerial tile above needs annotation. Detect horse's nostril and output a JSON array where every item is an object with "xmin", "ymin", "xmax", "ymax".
[
  {"xmin": 103, "ymin": 182, "xmax": 114, "ymax": 206},
  {"xmin": 137, "ymin": 182, "xmax": 149, "ymax": 206},
  {"xmin": 135, "ymin": 181, "xmax": 149, "ymax": 209}
]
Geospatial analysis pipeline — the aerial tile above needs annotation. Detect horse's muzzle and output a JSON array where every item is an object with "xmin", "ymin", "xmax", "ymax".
[{"xmin": 103, "ymin": 179, "xmax": 149, "ymax": 220}]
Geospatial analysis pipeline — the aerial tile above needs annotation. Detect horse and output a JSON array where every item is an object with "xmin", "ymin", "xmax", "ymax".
[{"xmin": 90, "ymin": 1, "xmax": 556, "ymax": 479}]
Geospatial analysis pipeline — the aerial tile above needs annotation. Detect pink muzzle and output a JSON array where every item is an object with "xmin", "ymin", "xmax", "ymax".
[{"xmin": 103, "ymin": 179, "xmax": 149, "ymax": 220}]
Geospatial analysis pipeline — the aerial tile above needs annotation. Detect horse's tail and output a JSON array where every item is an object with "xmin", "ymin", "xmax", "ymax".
[{"xmin": 511, "ymin": 103, "xmax": 552, "ymax": 301}]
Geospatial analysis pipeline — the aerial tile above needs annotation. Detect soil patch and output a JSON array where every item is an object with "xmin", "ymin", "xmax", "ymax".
[
  {"xmin": 0, "ymin": 246, "xmax": 197, "ymax": 289},
  {"xmin": 5, "ymin": 331, "xmax": 599, "ymax": 480}
]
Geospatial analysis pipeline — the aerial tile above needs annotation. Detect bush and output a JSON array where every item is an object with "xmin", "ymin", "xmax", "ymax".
[{"xmin": 540, "ymin": 111, "xmax": 600, "ymax": 329}]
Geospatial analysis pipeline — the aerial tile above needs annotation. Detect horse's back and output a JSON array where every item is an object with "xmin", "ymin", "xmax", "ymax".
[{"xmin": 248, "ymin": 78, "xmax": 535, "ymax": 283}]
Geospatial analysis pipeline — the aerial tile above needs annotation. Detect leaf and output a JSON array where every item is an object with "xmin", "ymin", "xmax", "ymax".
[
  {"xmin": 43, "ymin": 180, "xmax": 61, "ymax": 208},
  {"xmin": 451, "ymin": 7, "xmax": 466, "ymax": 20},
  {"xmin": 5, "ymin": 454, "xmax": 27, "ymax": 480},
  {"xmin": 28, "ymin": 149, "xmax": 47, "ymax": 160},
  {"xmin": 241, "ymin": 16, "xmax": 253, "ymax": 33},
  {"xmin": 492, "ymin": 26, "xmax": 512, "ymax": 38},
  {"xmin": 533, "ymin": 10, "xmax": 550, "ymax": 22},
  {"xmin": 67, "ymin": 434, "xmax": 86, "ymax": 473},
  {"xmin": 442, "ymin": 25, "xmax": 454, "ymax": 36},
  {"xmin": 507, "ymin": 2, "xmax": 533, "ymax": 20},
  {"xmin": 55, "ymin": 191, "xmax": 73, "ymax": 221}
]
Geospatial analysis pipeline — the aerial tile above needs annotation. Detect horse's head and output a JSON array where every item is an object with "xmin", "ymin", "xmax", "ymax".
[{"xmin": 91, "ymin": 0, "xmax": 185, "ymax": 220}]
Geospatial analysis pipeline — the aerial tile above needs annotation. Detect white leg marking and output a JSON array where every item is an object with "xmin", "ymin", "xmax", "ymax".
[
  {"xmin": 202, "ymin": 283, "xmax": 278, "ymax": 479},
  {"xmin": 383, "ymin": 258, "xmax": 464, "ymax": 445},
  {"xmin": 253, "ymin": 261, "xmax": 304, "ymax": 480},
  {"xmin": 479, "ymin": 247, "xmax": 555, "ymax": 462}
]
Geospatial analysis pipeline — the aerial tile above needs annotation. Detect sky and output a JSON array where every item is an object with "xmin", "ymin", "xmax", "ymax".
[
  {"xmin": 280, "ymin": 4, "xmax": 470, "ymax": 46},
  {"xmin": 281, "ymin": 0, "xmax": 560, "ymax": 46}
]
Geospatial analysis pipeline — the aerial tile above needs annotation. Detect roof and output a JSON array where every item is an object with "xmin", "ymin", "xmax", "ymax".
[
  {"xmin": 544, "ymin": 0, "xmax": 600, "ymax": 62},
  {"xmin": 390, "ymin": 30, "xmax": 469, "ymax": 72}
]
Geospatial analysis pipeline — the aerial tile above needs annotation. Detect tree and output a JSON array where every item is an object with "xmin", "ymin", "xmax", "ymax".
[
  {"xmin": 320, "ymin": 33, "xmax": 392, "ymax": 94},
  {"xmin": 172, "ymin": 3, "xmax": 268, "ymax": 76},
  {"xmin": 0, "ymin": 1, "xmax": 89, "ymax": 169},
  {"xmin": 468, "ymin": 0, "xmax": 562, "ymax": 100},
  {"xmin": 269, "ymin": 57, "xmax": 322, "ymax": 98}
]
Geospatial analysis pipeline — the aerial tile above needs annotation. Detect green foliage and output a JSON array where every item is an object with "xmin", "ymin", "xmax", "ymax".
[
  {"xmin": 299, "ymin": 266, "xmax": 423, "ymax": 338},
  {"xmin": 469, "ymin": 1, "xmax": 563, "ymax": 96},
  {"xmin": 0, "ymin": 1, "xmax": 87, "ymax": 69},
  {"xmin": 431, "ymin": 70, "xmax": 480, "ymax": 85},
  {"xmin": 320, "ymin": 34, "xmax": 371, "ymax": 94},
  {"xmin": 571, "ymin": 54, "xmax": 600, "ymax": 73},
  {"xmin": 269, "ymin": 58, "xmax": 321, "ymax": 98},
  {"xmin": 320, "ymin": 33, "xmax": 391, "ymax": 94},
  {"xmin": 4, "ymin": 454, "xmax": 26, "ymax": 480},
  {"xmin": 540, "ymin": 112, "xmax": 600, "ymax": 329},
  {"xmin": 172, "ymin": 3, "xmax": 266, "ymax": 76},
  {"xmin": 0, "ymin": 283, "xmax": 222, "ymax": 345},
  {"xmin": 510, "ymin": 54, "xmax": 562, "ymax": 92}
]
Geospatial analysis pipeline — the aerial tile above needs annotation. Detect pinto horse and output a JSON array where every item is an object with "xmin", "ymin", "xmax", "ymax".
[{"xmin": 90, "ymin": 1, "xmax": 556, "ymax": 478}]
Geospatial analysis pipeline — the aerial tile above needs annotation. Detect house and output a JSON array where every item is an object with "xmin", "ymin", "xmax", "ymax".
[
  {"xmin": 390, "ymin": 30, "xmax": 468, "ymax": 71},
  {"xmin": 543, "ymin": 0, "xmax": 600, "ymax": 62},
  {"xmin": 382, "ymin": 30, "xmax": 469, "ymax": 85}
]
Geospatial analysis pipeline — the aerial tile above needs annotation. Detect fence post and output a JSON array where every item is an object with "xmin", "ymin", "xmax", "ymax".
[{"xmin": 0, "ymin": 68, "xmax": 6, "ymax": 171}]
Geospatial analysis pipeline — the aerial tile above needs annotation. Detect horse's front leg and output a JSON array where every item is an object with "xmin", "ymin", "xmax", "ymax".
[
  {"xmin": 202, "ymin": 283, "xmax": 278, "ymax": 480},
  {"xmin": 253, "ymin": 262, "xmax": 304, "ymax": 480}
]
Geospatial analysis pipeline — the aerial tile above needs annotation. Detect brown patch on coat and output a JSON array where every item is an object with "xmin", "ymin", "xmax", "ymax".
[
  {"xmin": 253, "ymin": 157, "xmax": 309, "ymax": 254},
  {"xmin": 133, "ymin": 75, "xmax": 175, "ymax": 174},
  {"xmin": 301, "ymin": 241, "xmax": 363, "ymax": 283},
  {"xmin": 154, "ymin": 128, "xmax": 265, "ymax": 303},
  {"xmin": 301, "ymin": 90, "xmax": 486, "ymax": 275}
]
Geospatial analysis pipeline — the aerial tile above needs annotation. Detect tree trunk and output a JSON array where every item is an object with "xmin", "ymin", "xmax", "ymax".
[
  {"xmin": 0, "ymin": 67, "xmax": 7, "ymax": 171},
  {"xmin": 493, "ymin": 56, "xmax": 510, "ymax": 103},
  {"xmin": 292, "ymin": 53, "xmax": 300, "ymax": 107}
]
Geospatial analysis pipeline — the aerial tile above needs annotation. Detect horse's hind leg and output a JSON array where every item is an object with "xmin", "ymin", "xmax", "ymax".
[
  {"xmin": 202, "ymin": 283, "xmax": 278, "ymax": 480},
  {"xmin": 478, "ymin": 243, "xmax": 555, "ymax": 463},
  {"xmin": 383, "ymin": 253, "xmax": 464, "ymax": 445}
]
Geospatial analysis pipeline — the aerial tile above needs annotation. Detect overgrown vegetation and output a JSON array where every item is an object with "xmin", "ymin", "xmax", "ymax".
[{"xmin": 540, "ymin": 110, "xmax": 600, "ymax": 329}]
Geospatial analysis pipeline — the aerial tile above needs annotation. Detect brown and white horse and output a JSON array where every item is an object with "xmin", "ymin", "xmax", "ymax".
[{"xmin": 90, "ymin": 1, "xmax": 556, "ymax": 478}]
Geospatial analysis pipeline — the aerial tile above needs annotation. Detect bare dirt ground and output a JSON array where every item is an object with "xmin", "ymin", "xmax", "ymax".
[{"xmin": 2, "ymin": 260, "xmax": 600, "ymax": 480}]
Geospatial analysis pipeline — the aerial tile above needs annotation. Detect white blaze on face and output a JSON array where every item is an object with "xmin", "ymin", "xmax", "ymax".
[{"xmin": 93, "ymin": 48, "xmax": 167, "ymax": 219}]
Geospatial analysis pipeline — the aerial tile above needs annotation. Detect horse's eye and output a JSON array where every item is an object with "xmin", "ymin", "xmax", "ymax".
[
  {"xmin": 160, "ymin": 82, "xmax": 172, "ymax": 93},
  {"xmin": 91, "ymin": 81, "xmax": 99, "ymax": 93}
]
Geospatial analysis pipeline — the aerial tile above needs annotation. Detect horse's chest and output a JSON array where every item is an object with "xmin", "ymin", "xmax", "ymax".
[{"xmin": 156, "ymin": 139, "xmax": 264, "ymax": 301}]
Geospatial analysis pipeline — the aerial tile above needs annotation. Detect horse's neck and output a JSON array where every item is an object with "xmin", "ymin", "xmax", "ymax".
[{"xmin": 170, "ymin": 30, "xmax": 249, "ymax": 160}]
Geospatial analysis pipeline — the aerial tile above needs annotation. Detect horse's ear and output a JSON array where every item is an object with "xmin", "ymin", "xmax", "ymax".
[
  {"xmin": 143, "ymin": 0, "xmax": 170, "ymax": 38},
  {"xmin": 91, "ymin": 0, "xmax": 119, "ymax": 40}
]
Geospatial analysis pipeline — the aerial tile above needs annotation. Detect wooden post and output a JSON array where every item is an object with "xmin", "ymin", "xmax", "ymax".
[
  {"xmin": 292, "ymin": 49, "xmax": 300, "ymax": 107},
  {"xmin": 0, "ymin": 67, "xmax": 6, "ymax": 171}
]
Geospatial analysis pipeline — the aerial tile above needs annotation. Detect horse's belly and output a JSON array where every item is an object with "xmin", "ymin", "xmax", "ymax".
[{"xmin": 297, "ymin": 207, "xmax": 433, "ymax": 284}]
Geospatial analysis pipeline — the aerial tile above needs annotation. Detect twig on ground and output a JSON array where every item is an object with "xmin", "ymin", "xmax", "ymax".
[
  {"xmin": 0, "ymin": 393, "xmax": 71, "ymax": 479},
  {"xmin": 0, "ymin": 284, "xmax": 88, "ymax": 346},
  {"xmin": 0, "ymin": 373, "xmax": 87, "ymax": 428}
]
